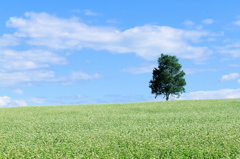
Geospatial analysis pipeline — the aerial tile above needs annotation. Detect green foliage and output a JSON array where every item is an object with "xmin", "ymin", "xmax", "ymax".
[
  {"xmin": 0, "ymin": 99, "xmax": 240, "ymax": 158},
  {"xmin": 149, "ymin": 53, "xmax": 186, "ymax": 100}
]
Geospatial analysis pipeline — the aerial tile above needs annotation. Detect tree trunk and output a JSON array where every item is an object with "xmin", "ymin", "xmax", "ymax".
[{"xmin": 166, "ymin": 95, "xmax": 169, "ymax": 101}]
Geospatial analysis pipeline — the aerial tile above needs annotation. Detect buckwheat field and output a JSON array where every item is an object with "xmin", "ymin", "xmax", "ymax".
[{"xmin": 1, "ymin": 99, "xmax": 240, "ymax": 158}]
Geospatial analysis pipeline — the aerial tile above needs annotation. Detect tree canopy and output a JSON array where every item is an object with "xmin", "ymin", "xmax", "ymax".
[{"xmin": 149, "ymin": 53, "xmax": 186, "ymax": 101}]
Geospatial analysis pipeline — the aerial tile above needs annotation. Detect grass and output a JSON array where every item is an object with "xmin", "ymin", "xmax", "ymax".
[{"xmin": 0, "ymin": 99, "xmax": 240, "ymax": 158}]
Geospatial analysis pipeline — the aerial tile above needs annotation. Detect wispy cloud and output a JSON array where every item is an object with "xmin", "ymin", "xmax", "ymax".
[
  {"xmin": 229, "ymin": 64, "xmax": 240, "ymax": 67},
  {"xmin": 183, "ymin": 19, "xmax": 214, "ymax": 30},
  {"xmin": 60, "ymin": 72, "xmax": 102, "ymax": 85},
  {"xmin": 221, "ymin": 73, "xmax": 240, "ymax": 82},
  {"xmin": 69, "ymin": 72, "xmax": 101, "ymax": 80},
  {"xmin": 233, "ymin": 20, "xmax": 240, "ymax": 26},
  {"xmin": 183, "ymin": 20, "xmax": 195, "ymax": 27},
  {"xmin": 217, "ymin": 42, "xmax": 240, "ymax": 58},
  {"xmin": 0, "ymin": 70, "xmax": 56, "ymax": 87},
  {"xmin": 0, "ymin": 49, "xmax": 66, "ymax": 71},
  {"xmin": 179, "ymin": 88, "xmax": 240, "ymax": 100},
  {"xmin": 202, "ymin": 19, "xmax": 214, "ymax": 25},
  {"xmin": 72, "ymin": 9, "xmax": 100, "ymax": 16},
  {"xmin": 0, "ymin": 70, "xmax": 102, "ymax": 87},
  {"xmin": 83, "ymin": 10, "xmax": 100, "ymax": 16},
  {"xmin": 25, "ymin": 97, "xmax": 47, "ymax": 104},
  {"xmin": 59, "ymin": 94, "xmax": 88, "ymax": 100},
  {"xmin": 104, "ymin": 94, "xmax": 147, "ymax": 103},
  {"xmin": 13, "ymin": 88, "xmax": 24, "ymax": 95},
  {"xmin": 183, "ymin": 20, "xmax": 203, "ymax": 30}
]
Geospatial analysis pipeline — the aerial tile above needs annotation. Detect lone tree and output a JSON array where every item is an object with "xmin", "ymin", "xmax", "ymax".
[{"xmin": 149, "ymin": 53, "xmax": 186, "ymax": 101}]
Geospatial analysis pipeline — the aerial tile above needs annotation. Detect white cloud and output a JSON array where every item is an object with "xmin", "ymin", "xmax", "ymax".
[
  {"xmin": 0, "ymin": 96, "xmax": 27, "ymax": 107},
  {"xmin": 6, "ymin": 12, "xmax": 213, "ymax": 62},
  {"xmin": 179, "ymin": 88, "xmax": 240, "ymax": 100},
  {"xmin": 116, "ymin": 25, "xmax": 212, "ymax": 62},
  {"xmin": 202, "ymin": 19, "xmax": 214, "ymax": 24},
  {"xmin": 221, "ymin": 73, "xmax": 240, "ymax": 81},
  {"xmin": 6, "ymin": 12, "xmax": 117, "ymax": 49}
]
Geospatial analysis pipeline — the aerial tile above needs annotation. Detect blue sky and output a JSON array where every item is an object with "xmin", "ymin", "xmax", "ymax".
[{"xmin": 1, "ymin": 0, "xmax": 240, "ymax": 107}]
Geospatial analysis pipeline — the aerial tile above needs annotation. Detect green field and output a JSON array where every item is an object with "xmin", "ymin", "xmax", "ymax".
[{"xmin": 1, "ymin": 99, "xmax": 240, "ymax": 158}]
